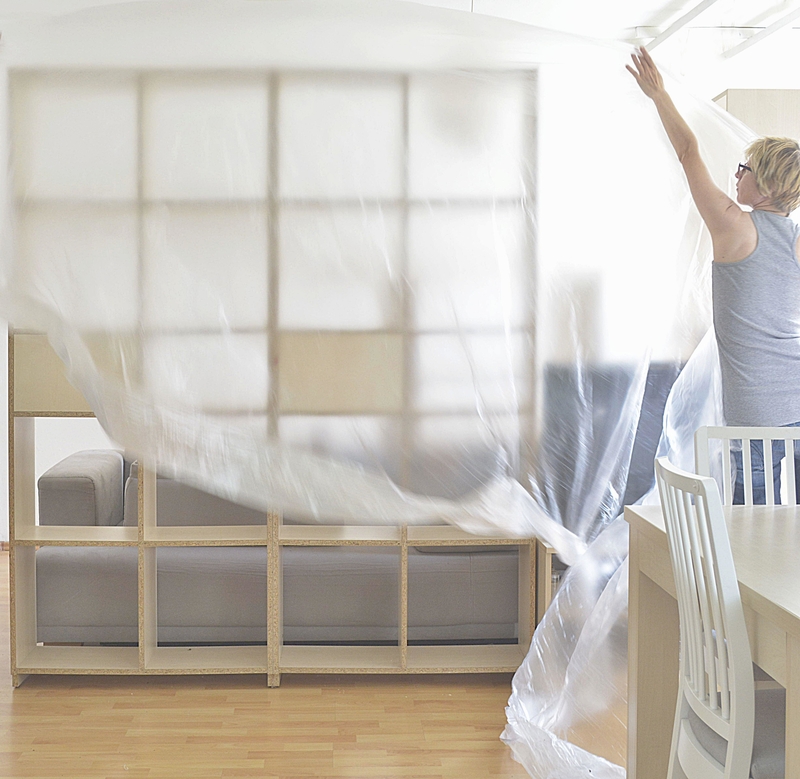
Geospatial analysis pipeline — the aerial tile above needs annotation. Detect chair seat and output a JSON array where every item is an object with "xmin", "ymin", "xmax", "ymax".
[{"xmin": 687, "ymin": 687, "xmax": 786, "ymax": 779}]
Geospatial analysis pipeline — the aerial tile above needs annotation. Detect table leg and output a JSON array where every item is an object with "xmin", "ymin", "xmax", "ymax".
[
  {"xmin": 786, "ymin": 634, "xmax": 800, "ymax": 775},
  {"xmin": 628, "ymin": 526, "xmax": 680, "ymax": 779}
]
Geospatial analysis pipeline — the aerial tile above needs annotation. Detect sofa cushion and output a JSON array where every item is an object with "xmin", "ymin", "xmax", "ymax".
[
  {"xmin": 156, "ymin": 547, "xmax": 268, "ymax": 643},
  {"xmin": 36, "ymin": 546, "xmax": 138, "ymax": 643},
  {"xmin": 37, "ymin": 545, "xmax": 519, "ymax": 645},
  {"xmin": 282, "ymin": 546, "xmax": 518, "ymax": 643},
  {"xmin": 124, "ymin": 467, "xmax": 266, "ymax": 527}
]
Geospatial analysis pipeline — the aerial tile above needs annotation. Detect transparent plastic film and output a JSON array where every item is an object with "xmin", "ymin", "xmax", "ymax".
[
  {"xmin": 0, "ymin": 1, "xmax": 758, "ymax": 776},
  {"xmin": 499, "ymin": 344, "xmax": 730, "ymax": 776}
]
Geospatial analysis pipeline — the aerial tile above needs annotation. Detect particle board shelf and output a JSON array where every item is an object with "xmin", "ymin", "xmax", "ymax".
[
  {"xmin": 405, "ymin": 643, "xmax": 525, "ymax": 672},
  {"xmin": 145, "ymin": 646, "xmax": 268, "ymax": 672},
  {"xmin": 143, "ymin": 525, "xmax": 269, "ymax": 546},
  {"xmin": 13, "ymin": 411, "xmax": 97, "ymax": 418},
  {"xmin": 279, "ymin": 644, "xmax": 403, "ymax": 672},
  {"xmin": 16, "ymin": 645, "xmax": 141, "ymax": 673},
  {"xmin": 277, "ymin": 644, "xmax": 525, "ymax": 675},
  {"xmin": 279, "ymin": 525, "xmax": 401, "ymax": 545},
  {"xmin": 13, "ymin": 526, "xmax": 139, "ymax": 546},
  {"xmin": 8, "ymin": 329, "xmax": 554, "ymax": 688}
]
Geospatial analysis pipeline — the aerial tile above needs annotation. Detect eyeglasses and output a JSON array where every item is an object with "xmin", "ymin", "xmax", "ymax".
[{"xmin": 737, "ymin": 163, "xmax": 753, "ymax": 175}]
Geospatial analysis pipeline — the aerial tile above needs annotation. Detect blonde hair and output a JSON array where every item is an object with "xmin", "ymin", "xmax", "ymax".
[{"xmin": 745, "ymin": 136, "xmax": 800, "ymax": 213}]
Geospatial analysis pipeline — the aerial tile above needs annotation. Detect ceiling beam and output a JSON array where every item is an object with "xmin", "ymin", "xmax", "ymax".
[
  {"xmin": 646, "ymin": 0, "xmax": 724, "ymax": 49},
  {"xmin": 723, "ymin": 4, "xmax": 800, "ymax": 58}
]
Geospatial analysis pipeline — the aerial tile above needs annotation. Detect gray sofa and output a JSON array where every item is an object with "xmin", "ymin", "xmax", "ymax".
[{"xmin": 35, "ymin": 450, "xmax": 520, "ymax": 646}]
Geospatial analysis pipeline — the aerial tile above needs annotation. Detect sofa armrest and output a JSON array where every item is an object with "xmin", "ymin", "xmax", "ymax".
[{"xmin": 38, "ymin": 450, "xmax": 124, "ymax": 527}]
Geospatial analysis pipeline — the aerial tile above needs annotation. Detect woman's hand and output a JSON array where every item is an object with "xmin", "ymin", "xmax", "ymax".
[{"xmin": 626, "ymin": 46, "xmax": 665, "ymax": 99}]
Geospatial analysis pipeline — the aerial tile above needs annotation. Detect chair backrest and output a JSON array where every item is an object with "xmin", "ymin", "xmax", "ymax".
[
  {"xmin": 695, "ymin": 425, "xmax": 800, "ymax": 505},
  {"xmin": 655, "ymin": 457, "xmax": 755, "ymax": 779}
]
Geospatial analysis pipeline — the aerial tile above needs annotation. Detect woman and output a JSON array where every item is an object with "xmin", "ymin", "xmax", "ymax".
[{"xmin": 627, "ymin": 46, "xmax": 800, "ymax": 503}]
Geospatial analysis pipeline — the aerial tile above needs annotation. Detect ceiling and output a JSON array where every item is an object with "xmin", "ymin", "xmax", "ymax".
[
  {"xmin": 455, "ymin": 0, "xmax": 800, "ymax": 94},
  {"xmin": 0, "ymin": 0, "xmax": 799, "ymax": 95}
]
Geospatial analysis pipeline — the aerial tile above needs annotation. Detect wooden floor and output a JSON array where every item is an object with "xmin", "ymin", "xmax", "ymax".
[{"xmin": 0, "ymin": 552, "xmax": 529, "ymax": 779}]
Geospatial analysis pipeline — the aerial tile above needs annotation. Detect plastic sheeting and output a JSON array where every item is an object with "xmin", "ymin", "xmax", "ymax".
[{"xmin": 0, "ymin": 1, "xmax": 760, "ymax": 775}]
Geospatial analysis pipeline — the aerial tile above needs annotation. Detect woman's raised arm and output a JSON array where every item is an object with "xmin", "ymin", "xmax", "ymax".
[{"xmin": 627, "ymin": 46, "xmax": 748, "ymax": 256}]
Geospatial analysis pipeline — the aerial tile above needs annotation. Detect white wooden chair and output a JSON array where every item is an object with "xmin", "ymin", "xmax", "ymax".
[
  {"xmin": 694, "ymin": 426, "xmax": 800, "ymax": 506},
  {"xmin": 655, "ymin": 457, "xmax": 785, "ymax": 779}
]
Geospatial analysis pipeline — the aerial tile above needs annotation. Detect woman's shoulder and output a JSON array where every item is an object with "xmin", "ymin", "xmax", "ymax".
[
  {"xmin": 751, "ymin": 209, "xmax": 800, "ymax": 238},
  {"xmin": 712, "ymin": 207, "xmax": 759, "ymax": 264},
  {"xmin": 746, "ymin": 209, "xmax": 800, "ymax": 267}
]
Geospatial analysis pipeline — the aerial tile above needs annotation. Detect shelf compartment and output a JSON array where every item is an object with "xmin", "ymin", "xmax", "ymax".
[
  {"xmin": 282, "ymin": 546, "xmax": 399, "ymax": 646},
  {"xmin": 405, "ymin": 643, "xmax": 525, "ymax": 672},
  {"xmin": 143, "ymin": 525, "xmax": 268, "ymax": 545},
  {"xmin": 280, "ymin": 525, "xmax": 401, "ymax": 545},
  {"xmin": 16, "ymin": 645, "xmax": 140, "ymax": 672},
  {"xmin": 34, "ymin": 546, "xmax": 139, "ymax": 647},
  {"xmin": 144, "ymin": 645, "xmax": 267, "ymax": 672},
  {"xmin": 12, "ymin": 333, "xmax": 95, "ymax": 415},
  {"xmin": 407, "ymin": 545, "xmax": 518, "ymax": 646},
  {"xmin": 14, "ymin": 525, "xmax": 138, "ymax": 545},
  {"xmin": 280, "ymin": 644, "xmax": 402, "ymax": 671},
  {"xmin": 154, "ymin": 546, "xmax": 267, "ymax": 648}
]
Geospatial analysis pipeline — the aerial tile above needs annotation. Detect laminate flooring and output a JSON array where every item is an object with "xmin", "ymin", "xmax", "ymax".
[{"xmin": 0, "ymin": 552, "xmax": 529, "ymax": 779}]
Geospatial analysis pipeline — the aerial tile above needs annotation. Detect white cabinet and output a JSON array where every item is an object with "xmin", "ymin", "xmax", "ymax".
[{"xmin": 714, "ymin": 89, "xmax": 800, "ymax": 138}]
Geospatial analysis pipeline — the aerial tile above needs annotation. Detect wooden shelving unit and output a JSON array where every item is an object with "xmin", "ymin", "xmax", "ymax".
[
  {"xmin": 7, "ymin": 64, "xmax": 555, "ymax": 687},
  {"xmin": 8, "ymin": 332, "xmax": 554, "ymax": 688}
]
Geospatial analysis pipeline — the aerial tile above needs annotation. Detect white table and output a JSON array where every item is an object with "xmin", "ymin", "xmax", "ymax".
[{"xmin": 626, "ymin": 503, "xmax": 800, "ymax": 778}]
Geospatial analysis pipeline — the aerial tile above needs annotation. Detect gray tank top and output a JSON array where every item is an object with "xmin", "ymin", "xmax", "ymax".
[{"xmin": 712, "ymin": 209, "xmax": 800, "ymax": 426}]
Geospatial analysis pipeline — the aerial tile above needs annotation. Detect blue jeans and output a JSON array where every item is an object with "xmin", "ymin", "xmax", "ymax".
[{"xmin": 732, "ymin": 423, "xmax": 800, "ymax": 505}]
